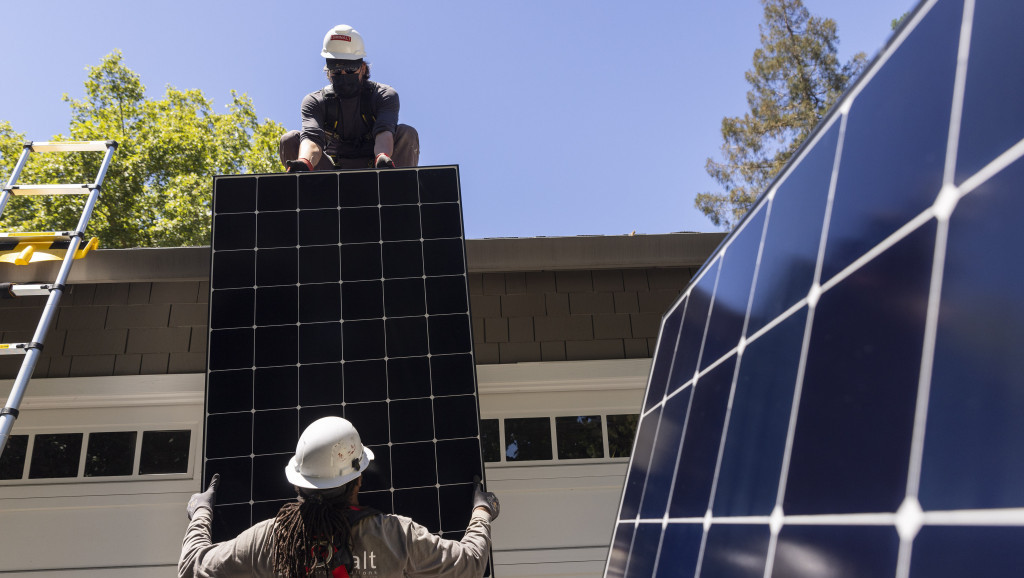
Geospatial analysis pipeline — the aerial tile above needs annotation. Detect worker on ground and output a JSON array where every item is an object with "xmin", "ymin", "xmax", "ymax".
[
  {"xmin": 280, "ymin": 25, "xmax": 420, "ymax": 172},
  {"xmin": 179, "ymin": 416, "xmax": 497, "ymax": 577}
]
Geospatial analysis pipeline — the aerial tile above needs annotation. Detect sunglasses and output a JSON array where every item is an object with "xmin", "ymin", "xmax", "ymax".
[{"xmin": 326, "ymin": 61, "xmax": 363, "ymax": 76}]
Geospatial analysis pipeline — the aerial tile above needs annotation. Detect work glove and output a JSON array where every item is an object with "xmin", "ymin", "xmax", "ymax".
[
  {"xmin": 186, "ymin": 473, "xmax": 220, "ymax": 520},
  {"xmin": 374, "ymin": 153, "xmax": 396, "ymax": 169},
  {"xmin": 472, "ymin": 475, "xmax": 500, "ymax": 521},
  {"xmin": 285, "ymin": 159, "xmax": 314, "ymax": 173}
]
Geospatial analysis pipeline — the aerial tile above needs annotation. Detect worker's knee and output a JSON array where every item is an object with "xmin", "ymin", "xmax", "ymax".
[
  {"xmin": 393, "ymin": 124, "xmax": 419, "ymax": 167},
  {"xmin": 279, "ymin": 130, "xmax": 301, "ymax": 166}
]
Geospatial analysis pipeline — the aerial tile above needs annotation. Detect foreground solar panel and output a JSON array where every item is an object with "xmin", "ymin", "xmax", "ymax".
[
  {"xmin": 607, "ymin": 0, "xmax": 1024, "ymax": 576},
  {"xmin": 204, "ymin": 166, "xmax": 486, "ymax": 548}
]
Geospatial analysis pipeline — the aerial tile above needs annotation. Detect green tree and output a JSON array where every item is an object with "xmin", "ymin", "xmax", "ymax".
[
  {"xmin": 695, "ymin": 0, "xmax": 866, "ymax": 229},
  {"xmin": 0, "ymin": 51, "xmax": 284, "ymax": 247},
  {"xmin": 891, "ymin": 12, "xmax": 910, "ymax": 31}
]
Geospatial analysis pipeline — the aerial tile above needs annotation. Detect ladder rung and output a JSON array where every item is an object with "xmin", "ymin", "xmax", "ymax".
[
  {"xmin": 5, "ymin": 184, "xmax": 93, "ymax": 196},
  {"xmin": 8, "ymin": 284, "xmax": 57, "ymax": 297},
  {"xmin": 28, "ymin": 141, "xmax": 114, "ymax": 153},
  {"xmin": 0, "ymin": 232, "xmax": 75, "ymax": 241},
  {"xmin": 0, "ymin": 344, "xmax": 31, "ymax": 356}
]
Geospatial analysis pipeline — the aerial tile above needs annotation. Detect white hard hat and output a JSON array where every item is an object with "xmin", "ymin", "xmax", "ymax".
[
  {"xmin": 285, "ymin": 416, "xmax": 375, "ymax": 489},
  {"xmin": 321, "ymin": 25, "xmax": 367, "ymax": 60}
]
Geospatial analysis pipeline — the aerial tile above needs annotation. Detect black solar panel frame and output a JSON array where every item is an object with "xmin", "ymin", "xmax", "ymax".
[{"xmin": 202, "ymin": 166, "xmax": 488, "ymax": 556}]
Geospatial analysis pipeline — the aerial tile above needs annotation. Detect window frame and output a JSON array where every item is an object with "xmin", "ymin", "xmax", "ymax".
[
  {"xmin": 0, "ymin": 423, "xmax": 199, "ymax": 485},
  {"xmin": 476, "ymin": 358, "xmax": 649, "ymax": 467},
  {"xmin": 481, "ymin": 413, "xmax": 640, "ymax": 466}
]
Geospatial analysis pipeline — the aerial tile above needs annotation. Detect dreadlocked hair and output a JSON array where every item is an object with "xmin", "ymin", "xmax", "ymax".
[{"xmin": 273, "ymin": 481, "xmax": 360, "ymax": 578}]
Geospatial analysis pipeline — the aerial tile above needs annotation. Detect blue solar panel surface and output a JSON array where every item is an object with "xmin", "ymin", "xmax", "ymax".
[
  {"xmin": 607, "ymin": 0, "xmax": 1024, "ymax": 576},
  {"xmin": 203, "ymin": 166, "xmax": 487, "ymax": 549}
]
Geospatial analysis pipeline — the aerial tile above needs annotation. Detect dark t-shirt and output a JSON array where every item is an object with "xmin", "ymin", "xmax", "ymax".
[{"xmin": 299, "ymin": 80, "xmax": 400, "ymax": 159}]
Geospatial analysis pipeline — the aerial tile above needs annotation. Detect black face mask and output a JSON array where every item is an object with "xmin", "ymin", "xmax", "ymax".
[{"xmin": 331, "ymin": 74, "xmax": 362, "ymax": 98}]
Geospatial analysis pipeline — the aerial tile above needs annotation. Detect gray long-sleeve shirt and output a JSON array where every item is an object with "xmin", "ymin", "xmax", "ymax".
[
  {"xmin": 300, "ymin": 80, "xmax": 400, "ymax": 160},
  {"xmin": 179, "ymin": 507, "xmax": 491, "ymax": 578}
]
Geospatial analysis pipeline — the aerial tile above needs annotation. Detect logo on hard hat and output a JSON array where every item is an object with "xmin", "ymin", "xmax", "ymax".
[{"xmin": 331, "ymin": 34, "xmax": 352, "ymax": 42}]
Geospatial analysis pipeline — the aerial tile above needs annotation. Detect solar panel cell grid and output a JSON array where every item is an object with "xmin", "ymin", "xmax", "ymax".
[
  {"xmin": 822, "ymin": 0, "xmax": 963, "ymax": 282},
  {"xmin": 204, "ymin": 166, "xmax": 485, "ymax": 550},
  {"xmin": 606, "ymin": 0, "xmax": 1024, "ymax": 575},
  {"xmin": 745, "ymin": 124, "xmax": 837, "ymax": 335},
  {"xmin": 701, "ymin": 524, "xmax": 769, "ymax": 578},
  {"xmin": 909, "ymin": 526, "xmax": 1024, "ymax": 576},
  {"xmin": 637, "ymin": 388, "xmax": 688, "ymax": 520},
  {"xmin": 712, "ymin": 308, "xmax": 805, "ymax": 518},
  {"xmin": 699, "ymin": 207, "xmax": 765, "ymax": 371},
  {"xmin": 642, "ymin": 304, "xmax": 684, "ymax": 412},
  {"xmin": 920, "ymin": 156, "xmax": 1024, "ymax": 512}
]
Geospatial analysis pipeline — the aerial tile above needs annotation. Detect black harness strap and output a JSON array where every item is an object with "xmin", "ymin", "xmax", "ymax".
[
  {"xmin": 358, "ymin": 87, "xmax": 377, "ymax": 133},
  {"xmin": 323, "ymin": 86, "xmax": 377, "ymax": 150},
  {"xmin": 345, "ymin": 506, "xmax": 379, "ymax": 526}
]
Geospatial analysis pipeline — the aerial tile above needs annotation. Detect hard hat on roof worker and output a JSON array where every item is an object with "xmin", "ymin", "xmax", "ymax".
[
  {"xmin": 285, "ymin": 416, "xmax": 374, "ymax": 489},
  {"xmin": 322, "ymin": 24, "xmax": 367, "ymax": 60},
  {"xmin": 280, "ymin": 23, "xmax": 421, "ymax": 173}
]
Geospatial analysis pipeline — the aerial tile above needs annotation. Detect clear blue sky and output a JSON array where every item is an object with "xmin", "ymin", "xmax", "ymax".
[{"xmin": 0, "ymin": 0, "xmax": 917, "ymax": 239}]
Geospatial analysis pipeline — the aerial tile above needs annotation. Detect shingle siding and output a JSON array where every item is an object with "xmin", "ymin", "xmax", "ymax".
[
  {"xmin": 472, "ymin": 267, "xmax": 691, "ymax": 365},
  {"xmin": 498, "ymin": 342, "xmax": 542, "ymax": 364},
  {"xmin": 106, "ymin": 304, "xmax": 171, "ymax": 329},
  {"xmin": 93, "ymin": 283, "xmax": 130, "ymax": 306},
  {"xmin": 469, "ymin": 295, "xmax": 500, "ymax": 319},
  {"xmin": 170, "ymin": 303, "xmax": 208, "ymax": 327},
  {"xmin": 56, "ymin": 306, "xmax": 107, "ymax": 331},
  {"xmin": 150, "ymin": 281, "xmax": 200, "ymax": 304},
  {"xmin": 64, "ymin": 329, "xmax": 128, "ymax": 356},
  {"xmin": 501, "ymin": 294, "xmax": 545, "ymax": 317},
  {"xmin": 0, "ymin": 279, "xmax": 207, "ymax": 379},
  {"xmin": 592, "ymin": 270, "xmax": 625, "ymax": 292},
  {"xmin": 0, "ymin": 264, "xmax": 697, "ymax": 377}
]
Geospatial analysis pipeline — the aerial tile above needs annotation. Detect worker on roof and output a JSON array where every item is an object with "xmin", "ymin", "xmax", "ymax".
[
  {"xmin": 280, "ymin": 25, "xmax": 420, "ymax": 172},
  {"xmin": 179, "ymin": 416, "xmax": 498, "ymax": 578}
]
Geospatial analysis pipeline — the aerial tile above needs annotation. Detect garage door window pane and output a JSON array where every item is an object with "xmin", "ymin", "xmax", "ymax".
[
  {"xmin": 504, "ymin": 417, "xmax": 552, "ymax": 461},
  {"xmin": 29, "ymin": 433, "xmax": 83, "ymax": 478},
  {"xmin": 607, "ymin": 414, "xmax": 640, "ymax": 458},
  {"xmin": 480, "ymin": 419, "xmax": 500, "ymax": 462},
  {"xmin": 85, "ymin": 432, "xmax": 137, "ymax": 477},
  {"xmin": 556, "ymin": 415, "xmax": 604, "ymax": 459},
  {"xmin": 140, "ymin": 430, "xmax": 191, "ymax": 475},
  {"xmin": 0, "ymin": 435, "xmax": 28, "ymax": 480}
]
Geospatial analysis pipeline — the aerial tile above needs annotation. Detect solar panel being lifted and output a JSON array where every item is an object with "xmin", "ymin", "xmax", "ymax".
[
  {"xmin": 204, "ymin": 166, "xmax": 486, "ymax": 550},
  {"xmin": 607, "ymin": 0, "xmax": 1024, "ymax": 576}
]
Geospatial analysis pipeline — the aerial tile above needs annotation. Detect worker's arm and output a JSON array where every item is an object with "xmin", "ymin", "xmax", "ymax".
[
  {"xmin": 178, "ymin": 510, "xmax": 276, "ymax": 578},
  {"xmin": 374, "ymin": 131, "xmax": 396, "ymax": 167},
  {"xmin": 402, "ymin": 482, "xmax": 498, "ymax": 577},
  {"xmin": 292, "ymin": 92, "xmax": 328, "ymax": 171},
  {"xmin": 178, "ymin": 476, "xmax": 275, "ymax": 578},
  {"xmin": 178, "ymin": 507, "xmax": 215, "ymax": 578},
  {"xmin": 374, "ymin": 131, "xmax": 394, "ymax": 158},
  {"xmin": 401, "ymin": 510, "xmax": 493, "ymax": 578},
  {"xmin": 299, "ymin": 138, "xmax": 323, "ymax": 169},
  {"xmin": 372, "ymin": 83, "xmax": 400, "ymax": 167}
]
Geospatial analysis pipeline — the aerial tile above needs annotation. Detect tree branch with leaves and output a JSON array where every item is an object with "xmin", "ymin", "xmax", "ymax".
[
  {"xmin": 696, "ymin": 0, "xmax": 865, "ymax": 229},
  {"xmin": 0, "ymin": 51, "xmax": 284, "ymax": 247}
]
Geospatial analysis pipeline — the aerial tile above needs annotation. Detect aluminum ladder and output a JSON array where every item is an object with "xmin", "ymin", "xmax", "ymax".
[{"xmin": 0, "ymin": 140, "xmax": 117, "ymax": 454}]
